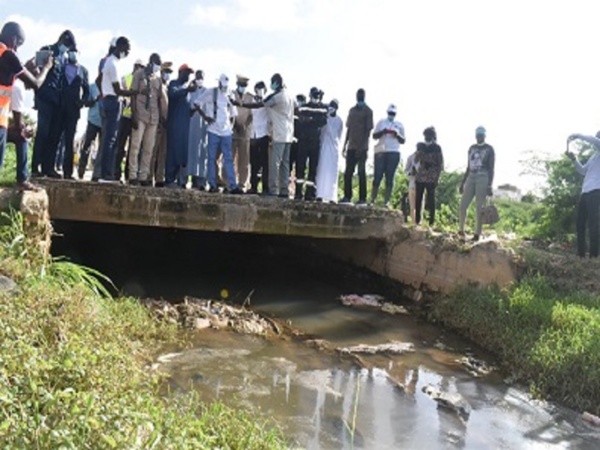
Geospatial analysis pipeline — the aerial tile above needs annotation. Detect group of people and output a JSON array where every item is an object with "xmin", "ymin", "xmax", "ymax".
[{"xmin": 1, "ymin": 20, "xmax": 502, "ymax": 242}]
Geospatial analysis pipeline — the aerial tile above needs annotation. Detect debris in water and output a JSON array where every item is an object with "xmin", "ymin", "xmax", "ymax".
[
  {"xmin": 381, "ymin": 303, "xmax": 409, "ymax": 315},
  {"xmin": 422, "ymin": 384, "xmax": 472, "ymax": 419},
  {"xmin": 337, "ymin": 341, "xmax": 415, "ymax": 355},
  {"xmin": 582, "ymin": 411, "xmax": 600, "ymax": 427},
  {"xmin": 457, "ymin": 356, "xmax": 494, "ymax": 377},
  {"xmin": 339, "ymin": 294, "xmax": 384, "ymax": 307}
]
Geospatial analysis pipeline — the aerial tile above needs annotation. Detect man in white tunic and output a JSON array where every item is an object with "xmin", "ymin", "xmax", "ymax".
[{"xmin": 316, "ymin": 99, "xmax": 343, "ymax": 203}]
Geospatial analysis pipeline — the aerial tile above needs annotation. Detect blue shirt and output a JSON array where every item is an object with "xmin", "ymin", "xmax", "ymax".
[{"xmin": 87, "ymin": 83, "xmax": 101, "ymax": 127}]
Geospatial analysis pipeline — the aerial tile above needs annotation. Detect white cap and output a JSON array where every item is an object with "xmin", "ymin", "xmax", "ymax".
[
  {"xmin": 218, "ymin": 73, "xmax": 229, "ymax": 87},
  {"xmin": 134, "ymin": 58, "xmax": 144, "ymax": 66},
  {"xmin": 387, "ymin": 104, "xmax": 397, "ymax": 114}
]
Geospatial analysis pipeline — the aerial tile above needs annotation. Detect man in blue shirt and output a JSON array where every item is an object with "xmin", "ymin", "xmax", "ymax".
[{"xmin": 77, "ymin": 82, "xmax": 101, "ymax": 179}]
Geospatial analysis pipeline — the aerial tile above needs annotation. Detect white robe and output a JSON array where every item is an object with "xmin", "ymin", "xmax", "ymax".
[{"xmin": 316, "ymin": 114, "xmax": 343, "ymax": 202}]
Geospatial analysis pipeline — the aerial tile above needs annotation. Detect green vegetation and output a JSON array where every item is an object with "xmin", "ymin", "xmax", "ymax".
[
  {"xmin": 0, "ymin": 211, "xmax": 286, "ymax": 449},
  {"xmin": 0, "ymin": 142, "xmax": 18, "ymax": 186},
  {"xmin": 430, "ymin": 275, "xmax": 600, "ymax": 414}
]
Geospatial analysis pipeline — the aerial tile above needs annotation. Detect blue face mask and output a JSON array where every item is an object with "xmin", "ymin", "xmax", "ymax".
[
  {"xmin": 270, "ymin": 82, "xmax": 278, "ymax": 91},
  {"xmin": 388, "ymin": 114, "xmax": 395, "ymax": 121},
  {"xmin": 357, "ymin": 101, "xmax": 365, "ymax": 107},
  {"xmin": 58, "ymin": 44, "xmax": 68, "ymax": 54}
]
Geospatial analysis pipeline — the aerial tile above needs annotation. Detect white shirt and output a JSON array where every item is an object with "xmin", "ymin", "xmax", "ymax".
[
  {"xmin": 10, "ymin": 82, "xmax": 24, "ymax": 113},
  {"xmin": 251, "ymin": 107, "xmax": 270, "ymax": 139},
  {"xmin": 264, "ymin": 89, "xmax": 294, "ymax": 143},
  {"xmin": 101, "ymin": 54, "xmax": 121, "ymax": 97},
  {"xmin": 374, "ymin": 118, "xmax": 404, "ymax": 153},
  {"xmin": 574, "ymin": 135, "xmax": 600, "ymax": 193},
  {"xmin": 196, "ymin": 87, "xmax": 237, "ymax": 137}
]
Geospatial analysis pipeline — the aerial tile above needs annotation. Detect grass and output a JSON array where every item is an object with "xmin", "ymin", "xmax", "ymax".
[
  {"xmin": 0, "ymin": 210, "xmax": 287, "ymax": 449},
  {"xmin": 429, "ymin": 275, "xmax": 600, "ymax": 414}
]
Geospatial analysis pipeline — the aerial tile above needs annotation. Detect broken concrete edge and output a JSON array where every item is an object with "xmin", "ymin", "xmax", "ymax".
[{"xmin": 0, "ymin": 187, "xmax": 53, "ymax": 262}]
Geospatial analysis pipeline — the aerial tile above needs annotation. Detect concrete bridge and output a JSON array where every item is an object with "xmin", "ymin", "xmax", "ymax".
[{"xmin": 3, "ymin": 181, "xmax": 517, "ymax": 294}]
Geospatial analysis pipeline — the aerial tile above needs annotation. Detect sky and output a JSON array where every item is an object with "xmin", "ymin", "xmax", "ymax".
[{"xmin": 5, "ymin": 0, "xmax": 600, "ymax": 193}]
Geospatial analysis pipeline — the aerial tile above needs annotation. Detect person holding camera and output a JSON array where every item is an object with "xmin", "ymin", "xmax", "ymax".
[
  {"xmin": 458, "ymin": 126, "xmax": 495, "ymax": 242},
  {"xmin": 566, "ymin": 132, "xmax": 600, "ymax": 258},
  {"xmin": 0, "ymin": 21, "xmax": 52, "ymax": 190},
  {"xmin": 370, "ymin": 104, "xmax": 405, "ymax": 208}
]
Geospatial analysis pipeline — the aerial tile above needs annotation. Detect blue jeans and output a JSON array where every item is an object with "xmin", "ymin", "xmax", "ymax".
[
  {"xmin": 207, "ymin": 132, "xmax": 237, "ymax": 190},
  {"xmin": 0, "ymin": 127, "xmax": 29, "ymax": 183},
  {"xmin": 372, "ymin": 152, "xmax": 400, "ymax": 203},
  {"xmin": 100, "ymin": 96, "xmax": 121, "ymax": 180}
]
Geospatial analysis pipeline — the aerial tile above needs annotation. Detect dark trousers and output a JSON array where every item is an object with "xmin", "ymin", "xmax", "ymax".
[
  {"xmin": 33, "ymin": 99, "xmax": 62, "ymax": 176},
  {"xmin": 58, "ymin": 109, "xmax": 80, "ymax": 179},
  {"xmin": 100, "ymin": 96, "xmax": 121, "ymax": 180},
  {"xmin": 295, "ymin": 137, "xmax": 320, "ymax": 198},
  {"xmin": 415, "ymin": 181, "xmax": 437, "ymax": 226},
  {"xmin": 576, "ymin": 189, "xmax": 600, "ymax": 257},
  {"xmin": 372, "ymin": 152, "xmax": 400, "ymax": 204},
  {"xmin": 78, "ymin": 121, "xmax": 101, "ymax": 178},
  {"xmin": 1, "ymin": 127, "xmax": 28, "ymax": 182},
  {"xmin": 250, "ymin": 136, "xmax": 270, "ymax": 193},
  {"xmin": 343, "ymin": 148, "xmax": 367, "ymax": 202},
  {"xmin": 114, "ymin": 115, "xmax": 132, "ymax": 180}
]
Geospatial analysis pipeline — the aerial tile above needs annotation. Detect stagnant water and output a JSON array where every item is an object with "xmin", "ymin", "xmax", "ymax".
[{"xmin": 54, "ymin": 222, "xmax": 599, "ymax": 449}]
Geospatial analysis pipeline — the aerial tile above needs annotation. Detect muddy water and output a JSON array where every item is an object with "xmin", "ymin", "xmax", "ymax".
[{"xmin": 53, "ymin": 224, "xmax": 599, "ymax": 449}]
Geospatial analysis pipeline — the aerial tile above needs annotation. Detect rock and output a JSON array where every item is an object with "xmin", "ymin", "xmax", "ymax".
[
  {"xmin": 582, "ymin": 411, "xmax": 600, "ymax": 427},
  {"xmin": 337, "ymin": 341, "xmax": 415, "ymax": 355},
  {"xmin": 422, "ymin": 384, "xmax": 472, "ymax": 419},
  {"xmin": 339, "ymin": 294, "xmax": 384, "ymax": 307},
  {"xmin": 457, "ymin": 356, "xmax": 493, "ymax": 377},
  {"xmin": 192, "ymin": 317, "xmax": 211, "ymax": 330},
  {"xmin": 381, "ymin": 303, "xmax": 409, "ymax": 315},
  {"xmin": 0, "ymin": 275, "xmax": 17, "ymax": 293}
]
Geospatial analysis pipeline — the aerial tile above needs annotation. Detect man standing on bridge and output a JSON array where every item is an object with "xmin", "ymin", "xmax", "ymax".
[{"xmin": 341, "ymin": 88, "xmax": 373, "ymax": 205}]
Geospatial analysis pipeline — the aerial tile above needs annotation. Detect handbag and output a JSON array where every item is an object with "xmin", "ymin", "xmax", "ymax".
[{"xmin": 480, "ymin": 199, "xmax": 499, "ymax": 225}]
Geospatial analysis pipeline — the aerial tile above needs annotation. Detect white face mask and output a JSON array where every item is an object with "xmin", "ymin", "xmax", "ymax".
[
  {"xmin": 256, "ymin": 88, "xmax": 266, "ymax": 98},
  {"xmin": 119, "ymin": 52, "xmax": 127, "ymax": 59},
  {"xmin": 152, "ymin": 64, "xmax": 160, "ymax": 74},
  {"xmin": 162, "ymin": 72, "xmax": 170, "ymax": 82},
  {"xmin": 196, "ymin": 78, "xmax": 204, "ymax": 87},
  {"xmin": 237, "ymin": 86, "xmax": 246, "ymax": 94},
  {"xmin": 328, "ymin": 107, "xmax": 336, "ymax": 115},
  {"xmin": 220, "ymin": 84, "xmax": 228, "ymax": 93}
]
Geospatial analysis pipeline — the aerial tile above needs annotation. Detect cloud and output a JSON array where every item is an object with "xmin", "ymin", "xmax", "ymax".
[{"xmin": 187, "ymin": 0, "xmax": 310, "ymax": 32}]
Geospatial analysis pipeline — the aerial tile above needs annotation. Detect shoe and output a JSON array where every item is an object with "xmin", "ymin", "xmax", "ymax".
[
  {"xmin": 91, "ymin": 177, "xmax": 99, "ymax": 182},
  {"xmin": 44, "ymin": 170, "xmax": 62, "ymax": 179},
  {"xmin": 196, "ymin": 185, "xmax": 206, "ymax": 191},
  {"xmin": 229, "ymin": 187, "xmax": 244, "ymax": 195},
  {"xmin": 129, "ymin": 179, "xmax": 140, "ymax": 186},
  {"xmin": 247, "ymin": 188, "xmax": 258, "ymax": 195},
  {"xmin": 31, "ymin": 171, "xmax": 42, "ymax": 178},
  {"xmin": 277, "ymin": 194, "xmax": 289, "ymax": 199},
  {"xmin": 471, "ymin": 234, "xmax": 480, "ymax": 242},
  {"xmin": 16, "ymin": 180, "xmax": 41, "ymax": 192},
  {"xmin": 356, "ymin": 201, "xmax": 368, "ymax": 207},
  {"xmin": 140, "ymin": 180, "xmax": 152, "ymax": 187},
  {"xmin": 339, "ymin": 197, "xmax": 352, "ymax": 204},
  {"xmin": 98, "ymin": 178, "xmax": 120, "ymax": 184},
  {"xmin": 154, "ymin": 181, "xmax": 165, "ymax": 188},
  {"xmin": 165, "ymin": 183, "xmax": 180, "ymax": 190},
  {"xmin": 208, "ymin": 186, "xmax": 219, "ymax": 193}
]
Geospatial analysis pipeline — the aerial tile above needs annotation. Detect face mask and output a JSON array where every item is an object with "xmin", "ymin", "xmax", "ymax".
[
  {"xmin": 162, "ymin": 72, "xmax": 170, "ymax": 82},
  {"xmin": 388, "ymin": 114, "xmax": 395, "ymax": 121},
  {"xmin": 311, "ymin": 96, "xmax": 319, "ymax": 103},
  {"xmin": 237, "ymin": 86, "xmax": 246, "ymax": 94},
  {"xmin": 196, "ymin": 78, "xmax": 204, "ymax": 87},
  {"xmin": 119, "ymin": 52, "xmax": 127, "ymax": 59},
  {"xmin": 68, "ymin": 51, "xmax": 77, "ymax": 64},
  {"xmin": 58, "ymin": 44, "xmax": 68, "ymax": 54},
  {"xmin": 328, "ymin": 107, "xmax": 336, "ymax": 116},
  {"xmin": 220, "ymin": 85, "xmax": 228, "ymax": 93},
  {"xmin": 357, "ymin": 101, "xmax": 365, "ymax": 107},
  {"xmin": 152, "ymin": 64, "xmax": 160, "ymax": 74},
  {"xmin": 256, "ymin": 88, "xmax": 266, "ymax": 98},
  {"xmin": 270, "ymin": 82, "xmax": 278, "ymax": 91}
]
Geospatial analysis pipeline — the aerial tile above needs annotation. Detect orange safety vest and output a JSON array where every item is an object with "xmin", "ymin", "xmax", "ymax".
[{"xmin": 0, "ymin": 43, "xmax": 14, "ymax": 128}]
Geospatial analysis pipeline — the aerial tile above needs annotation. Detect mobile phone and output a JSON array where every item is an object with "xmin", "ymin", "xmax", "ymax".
[{"xmin": 35, "ymin": 50, "xmax": 52, "ymax": 67}]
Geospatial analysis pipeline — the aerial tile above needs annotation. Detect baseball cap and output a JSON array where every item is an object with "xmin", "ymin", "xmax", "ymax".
[
  {"xmin": 179, "ymin": 63, "xmax": 193, "ymax": 73},
  {"xmin": 218, "ymin": 73, "xmax": 229, "ymax": 87},
  {"xmin": 134, "ymin": 58, "xmax": 144, "ymax": 66},
  {"xmin": 387, "ymin": 104, "xmax": 397, "ymax": 114},
  {"xmin": 475, "ymin": 126, "xmax": 486, "ymax": 135}
]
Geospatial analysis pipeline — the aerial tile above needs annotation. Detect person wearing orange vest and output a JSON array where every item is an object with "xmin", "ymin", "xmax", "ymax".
[{"xmin": 0, "ymin": 21, "xmax": 53, "ymax": 190}]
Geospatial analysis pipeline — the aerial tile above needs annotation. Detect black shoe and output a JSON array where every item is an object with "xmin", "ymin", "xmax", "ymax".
[
  {"xmin": 31, "ymin": 170, "xmax": 42, "ymax": 178},
  {"xmin": 140, "ymin": 180, "xmax": 152, "ymax": 187},
  {"xmin": 277, "ymin": 194, "xmax": 289, "ymax": 199},
  {"xmin": 45, "ymin": 170, "xmax": 62, "ymax": 179},
  {"xmin": 247, "ymin": 188, "xmax": 258, "ymax": 195},
  {"xmin": 129, "ymin": 179, "xmax": 140, "ymax": 186},
  {"xmin": 91, "ymin": 177, "xmax": 99, "ymax": 182},
  {"xmin": 154, "ymin": 181, "xmax": 165, "ymax": 188},
  {"xmin": 229, "ymin": 187, "xmax": 244, "ymax": 195},
  {"xmin": 208, "ymin": 187, "xmax": 219, "ymax": 193}
]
